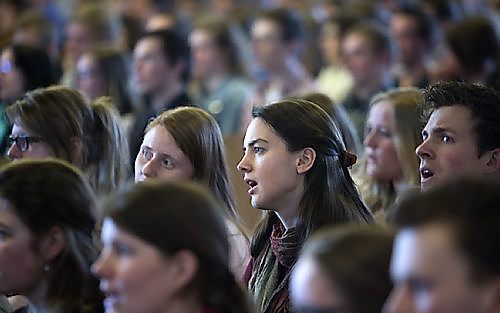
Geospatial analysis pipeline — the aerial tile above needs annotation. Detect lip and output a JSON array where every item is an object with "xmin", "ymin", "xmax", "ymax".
[
  {"xmin": 244, "ymin": 177, "xmax": 258, "ymax": 195},
  {"xmin": 419, "ymin": 167, "xmax": 435, "ymax": 187}
]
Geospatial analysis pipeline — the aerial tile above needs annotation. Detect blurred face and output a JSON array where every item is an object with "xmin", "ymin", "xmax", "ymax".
[
  {"xmin": 416, "ymin": 106, "xmax": 490, "ymax": 190},
  {"xmin": 133, "ymin": 37, "xmax": 171, "ymax": 96},
  {"xmin": 342, "ymin": 32, "xmax": 383, "ymax": 87},
  {"xmin": 237, "ymin": 118, "xmax": 303, "ymax": 213},
  {"xmin": 76, "ymin": 54, "xmax": 105, "ymax": 100},
  {"xmin": 93, "ymin": 219, "xmax": 182, "ymax": 313},
  {"xmin": 385, "ymin": 224, "xmax": 498, "ymax": 313},
  {"xmin": 0, "ymin": 198, "xmax": 45, "ymax": 296},
  {"xmin": 364, "ymin": 100, "xmax": 403, "ymax": 182},
  {"xmin": 390, "ymin": 14, "xmax": 425, "ymax": 65},
  {"xmin": 189, "ymin": 29, "xmax": 223, "ymax": 80},
  {"xmin": 0, "ymin": 48, "xmax": 25, "ymax": 101},
  {"xmin": 320, "ymin": 22, "xmax": 342, "ymax": 66},
  {"xmin": 251, "ymin": 19, "xmax": 287, "ymax": 71},
  {"xmin": 64, "ymin": 22, "xmax": 92, "ymax": 64},
  {"xmin": 7, "ymin": 123, "xmax": 56, "ymax": 161},
  {"xmin": 135, "ymin": 125, "xmax": 194, "ymax": 182},
  {"xmin": 291, "ymin": 256, "xmax": 352, "ymax": 313}
]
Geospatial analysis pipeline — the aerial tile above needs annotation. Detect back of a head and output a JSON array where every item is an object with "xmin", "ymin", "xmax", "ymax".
[
  {"xmin": 0, "ymin": 159, "xmax": 100, "ymax": 313},
  {"xmin": 301, "ymin": 225, "xmax": 394, "ymax": 313},
  {"xmin": 104, "ymin": 181, "xmax": 252, "ymax": 313},
  {"xmin": 446, "ymin": 16, "xmax": 498, "ymax": 76},
  {"xmin": 389, "ymin": 178, "xmax": 500, "ymax": 280},
  {"xmin": 146, "ymin": 106, "xmax": 237, "ymax": 220},
  {"xmin": 302, "ymin": 92, "xmax": 362, "ymax": 155},
  {"xmin": 11, "ymin": 44, "xmax": 56, "ymax": 92},
  {"xmin": 422, "ymin": 81, "xmax": 500, "ymax": 156}
]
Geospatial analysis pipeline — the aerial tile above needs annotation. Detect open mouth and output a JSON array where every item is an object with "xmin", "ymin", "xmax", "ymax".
[
  {"xmin": 244, "ymin": 178, "xmax": 258, "ymax": 194},
  {"xmin": 420, "ymin": 168, "xmax": 434, "ymax": 180}
]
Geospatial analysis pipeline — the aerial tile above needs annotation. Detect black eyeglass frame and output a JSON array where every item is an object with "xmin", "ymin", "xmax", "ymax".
[{"xmin": 8, "ymin": 135, "xmax": 43, "ymax": 152}]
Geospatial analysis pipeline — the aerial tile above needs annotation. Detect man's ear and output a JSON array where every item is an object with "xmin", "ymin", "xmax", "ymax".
[
  {"xmin": 296, "ymin": 147, "xmax": 316, "ymax": 175},
  {"xmin": 39, "ymin": 226, "xmax": 66, "ymax": 262},
  {"xmin": 485, "ymin": 148, "xmax": 500, "ymax": 174}
]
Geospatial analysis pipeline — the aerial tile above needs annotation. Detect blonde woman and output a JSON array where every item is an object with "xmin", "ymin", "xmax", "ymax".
[{"xmin": 359, "ymin": 87, "xmax": 423, "ymax": 222}]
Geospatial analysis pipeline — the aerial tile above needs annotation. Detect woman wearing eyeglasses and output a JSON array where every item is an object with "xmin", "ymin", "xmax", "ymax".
[{"xmin": 6, "ymin": 85, "xmax": 130, "ymax": 196}]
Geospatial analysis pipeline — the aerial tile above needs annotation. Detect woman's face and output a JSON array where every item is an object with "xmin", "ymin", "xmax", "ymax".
[
  {"xmin": 76, "ymin": 53, "xmax": 105, "ymax": 100},
  {"xmin": 0, "ymin": 48, "xmax": 25, "ymax": 101},
  {"xmin": 364, "ymin": 100, "xmax": 403, "ymax": 182},
  {"xmin": 135, "ymin": 125, "xmax": 194, "ymax": 182},
  {"xmin": 189, "ymin": 29, "xmax": 223, "ymax": 80},
  {"xmin": 93, "ymin": 219, "xmax": 186, "ymax": 313},
  {"xmin": 291, "ymin": 256, "xmax": 351, "ymax": 313},
  {"xmin": 237, "ymin": 118, "xmax": 304, "ymax": 213},
  {"xmin": 0, "ymin": 198, "xmax": 46, "ymax": 296},
  {"xmin": 7, "ymin": 123, "xmax": 56, "ymax": 161}
]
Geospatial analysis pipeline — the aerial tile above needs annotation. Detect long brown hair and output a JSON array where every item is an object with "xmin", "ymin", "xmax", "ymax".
[
  {"xmin": 103, "ymin": 181, "xmax": 253, "ymax": 313},
  {"xmin": 7, "ymin": 86, "xmax": 130, "ymax": 195},
  {"xmin": 250, "ymin": 99, "xmax": 373, "ymax": 257},
  {"xmin": 0, "ymin": 159, "xmax": 102, "ymax": 313},
  {"xmin": 146, "ymin": 106, "xmax": 241, "ymax": 224}
]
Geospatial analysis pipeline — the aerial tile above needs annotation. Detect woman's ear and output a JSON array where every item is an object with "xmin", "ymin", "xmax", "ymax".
[
  {"xmin": 485, "ymin": 148, "xmax": 500, "ymax": 174},
  {"xmin": 39, "ymin": 226, "xmax": 66, "ymax": 262},
  {"xmin": 169, "ymin": 250, "xmax": 199, "ymax": 292},
  {"xmin": 70, "ymin": 137, "xmax": 84, "ymax": 167},
  {"xmin": 296, "ymin": 147, "xmax": 316, "ymax": 175}
]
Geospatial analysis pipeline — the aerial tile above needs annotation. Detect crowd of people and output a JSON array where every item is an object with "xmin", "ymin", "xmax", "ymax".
[{"xmin": 1, "ymin": 1, "xmax": 500, "ymax": 313}]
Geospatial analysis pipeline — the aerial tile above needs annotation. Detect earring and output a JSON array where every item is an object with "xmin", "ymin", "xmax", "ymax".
[{"xmin": 44, "ymin": 264, "xmax": 50, "ymax": 272}]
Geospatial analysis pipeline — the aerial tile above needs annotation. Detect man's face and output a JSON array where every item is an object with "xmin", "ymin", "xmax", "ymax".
[
  {"xmin": 416, "ymin": 105, "xmax": 492, "ymax": 190},
  {"xmin": 385, "ymin": 224, "xmax": 498, "ymax": 313},
  {"xmin": 390, "ymin": 14, "xmax": 426, "ymax": 65},
  {"xmin": 132, "ymin": 37, "xmax": 171, "ymax": 96},
  {"xmin": 342, "ymin": 32, "xmax": 385, "ymax": 87}
]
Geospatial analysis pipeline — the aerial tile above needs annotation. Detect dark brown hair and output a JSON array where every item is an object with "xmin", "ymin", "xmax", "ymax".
[{"xmin": 0, "ymin": 159, "xmax": 102, "ymax": 313}]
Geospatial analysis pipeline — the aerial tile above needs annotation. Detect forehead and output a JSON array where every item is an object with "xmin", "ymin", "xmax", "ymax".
[
  {"xmin": 425, "ymin": 105, "xmax": 475, "ymax": 133},
  {"xmin": 391, "ymin": 224, "xmax": 470, "ymax": 281},
  {"xmin": 135, "ymin": 37, "xmax": 163, "ymax": 55},
  {"xmin": 368, "ymin": 100, "xmax": 395, "ymax": 123},
  {"xmin": 0, "ymin": 197, "xmax": 21, "ymax": 226},
  {"xmin": 252, "ymin": 19, "xmax": 281, "ymax": 37},
  {"xmin": 244, "ymin": 118, "xmax": 281, "ymax": 145},
  {"xmin": 144, "ymin": 125, "xmax": 184, "ymax": 152}
]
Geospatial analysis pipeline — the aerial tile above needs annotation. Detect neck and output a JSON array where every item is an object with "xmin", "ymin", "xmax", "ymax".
[
  {"xmin": 203, "ymin": 70, "xmax": 229, "ymax": 93},
  {"xmin": 163, "ymin": 294, "xmax": 204, "ymax": 313},
  {"xmin": 26, "ymin": 280, "xmax": 50, "ymax": 313},
  {"xmin": 151, "ymin": 81, "xmax": 183, "ymax": 112},
  {"xmin": 354, "ymin": 77, "xmax": 384, "ymax": 101},
  {"xmin": 274, "ymin": 184, "xmax": 304, "ymax": 230}
]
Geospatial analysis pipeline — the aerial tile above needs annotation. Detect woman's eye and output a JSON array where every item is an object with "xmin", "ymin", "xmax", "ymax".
[
  {"xmin": 142, "ymin": 148, "xmax": 153, "ymax": 160},
  {"xmin": 161, "ymin": 158, "xmax": 174, "ymax": 169},
  {"xmin": 442, "ymin": 135, "xmax": 453, "ymax": 143},
  {"xmin": 252, "ymin": 146, "xmax": 265, "ymax": 154}
]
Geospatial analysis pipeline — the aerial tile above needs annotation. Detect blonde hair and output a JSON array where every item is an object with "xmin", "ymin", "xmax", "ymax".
[
  {"xmin": 360, "ymin": 87, "xmax": 423, "ymax": 214},
  {"xmin": 7, "ymin": 86, "xmax": 130, "ymax": 195}
]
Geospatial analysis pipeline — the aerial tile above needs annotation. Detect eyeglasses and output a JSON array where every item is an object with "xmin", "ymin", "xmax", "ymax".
[{"xmin": 8, "ymin": 135, "xmax": 43, "ymax": 152}]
